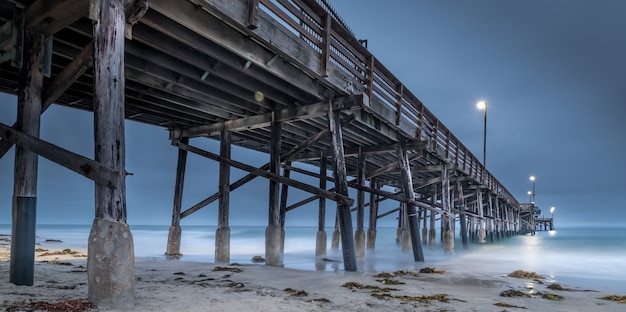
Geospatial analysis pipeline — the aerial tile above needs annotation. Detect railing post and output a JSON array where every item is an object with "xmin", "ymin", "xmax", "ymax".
[{"xmin": 321, "ymin": 13, "xmax": 331, "ymax": 77}]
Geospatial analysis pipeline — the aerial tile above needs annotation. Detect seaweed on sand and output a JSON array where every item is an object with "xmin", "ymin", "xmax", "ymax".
[{"xmin": 507, "ymin": 270, "xmax": 544, "ymax": 279}]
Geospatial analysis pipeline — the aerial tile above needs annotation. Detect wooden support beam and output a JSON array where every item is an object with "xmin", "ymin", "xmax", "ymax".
[
  {"xmin": 367, "ymin": 177, "xmax": 379, "ymax": 250},
  {"xmin": 25, "ymin": 0, "xmax": 88, "ymax": 36},
  {"xmin": 9, "ymin": 29, "xmax": 44, "ymax": 286},
  {"xmin": 215, "ymin": 129, "xmax": 231, "ymax": 263},
  {"xmin": 355, "ymin": 147, "xmax": 366, "ymax": 258},
  {"xmin": 279, "ymin": 160, "xmax": 291, "ymax": 227},
  {"xmin": 398, "ymin": 144, "xmax": 424, "ymax": 261},
  {"xmin": 165, "ymin": 137, "xmax": 188, "ymax": 258},
  {"xmin": 328, "ymin": 102, "xmax": 357, "ymax": 271},
  {"xmin": 456, "ymin": 180, "xmax": 469, "ymax": 249},
  {"xmin": 318, "ymin": 151, "xmax": 327, "ymax": 231},
  {"xmin": 175, "ymin": 141, "xmax": 353, "ymax": 206},
  {"xmin": 88, "ymin": 0, "xmax": 134, "ymax": 308},
  {"xmin": 178, "ymin": 94, "xmax": 366, "ymax": 138},
  {"xmin": 0, "ymin": 122, "xmax": 119, "ymax": 187}
]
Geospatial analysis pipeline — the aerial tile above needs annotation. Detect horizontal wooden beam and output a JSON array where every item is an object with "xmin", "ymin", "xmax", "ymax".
[
  {"xmin": 0, "ymin": 122, "xmax": 118, "ymax": 188},
  {"xmin": 175, "ymin": 141, "xmax": 354, "ymax": 207},
  {"xmin": 178, "ymin": 94, "xmax": 367, "ymax": 138},
  {"xmin": 25, "ymin": 0, "xmax": 89, "ymax": 36}
]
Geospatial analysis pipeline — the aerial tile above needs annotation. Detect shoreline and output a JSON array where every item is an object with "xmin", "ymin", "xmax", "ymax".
[{"xmin": 1, "ymin": 235, "xmax": 625, "ymax": 311}]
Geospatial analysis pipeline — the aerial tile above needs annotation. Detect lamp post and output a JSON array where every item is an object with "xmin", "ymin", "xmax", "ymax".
[
  {"xmin": 476, "ymin": 101, "xmax": 487, "ymax": 168},
  {"xmin": 529, "ymin": 176, "xmax": 536, "ymax": 204},
  {"xmin": 550, "ymin": 206, "xmax": 555, "ymax": 218}
]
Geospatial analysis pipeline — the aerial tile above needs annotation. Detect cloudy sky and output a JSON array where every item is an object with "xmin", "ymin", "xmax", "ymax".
[{"xmin": 1, "ymin": 0, "xmax": 625, "ymax": 228}]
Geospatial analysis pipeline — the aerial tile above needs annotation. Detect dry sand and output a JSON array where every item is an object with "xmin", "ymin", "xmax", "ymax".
[{"xmin": 1, "ymin": 234, "xmax": 624, "ymax": 312}]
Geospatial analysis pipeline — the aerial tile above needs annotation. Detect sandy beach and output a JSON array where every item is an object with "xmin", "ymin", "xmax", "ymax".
[{"xmin": 1, "ymin": 234, "xmax": 624, "ymax": 312}]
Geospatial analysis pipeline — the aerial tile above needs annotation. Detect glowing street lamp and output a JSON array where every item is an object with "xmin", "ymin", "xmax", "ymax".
[
  {"xmin": 476, "ymin": 101, "xmax": 487, "ymax": 168},
  {"xmin": 550, "ymin": 206, "xmax": 555, "ymax": 218},
  {"xmin": 527, "ymin": 191, "xmax": 532, "ymax": 203},
  {"xmin": 529, "ymin": 176, "xmax": 536, "ymax": 204}
]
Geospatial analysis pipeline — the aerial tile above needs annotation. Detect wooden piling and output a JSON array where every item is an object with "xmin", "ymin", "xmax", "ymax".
[
  {"xmin": 265, "ymin": 116, "xmax": 283, "ymax": 266},
  {"xmin": 476, "ymin": 189, "xmax": 486, "ymax": 244},
  {"xmin": 456, "ymin": 181, "xmax": 469, "ymax": 249},
  {"xmin": 215, "ymin": 129, "xmax": 231, "ymax": 262},
  {"xmin": 166, "ymin": 137, "xmax": 188, "ymax": 258},
  {"xmin": 354, "ymin": 147, "xmax": 366, "ymax": 259},
  {"xmin": 316, "ymin": 151, "xmax": 327, "ymax": 257},
  {"xmin": 88, "ymin": 0, "xmax": 134, "ymax": 308},
  {"xmin": 397, "ymin": 145, "xmax": 424, "ymax": 262},
  {"xmin": 328, "ymin": 103, "xmax": 357, "ymax": 271},
  {"xmin": 441, "ymin": 168, "xmax": 454, "ymax": 254},
  {"xmin": 428, "ymin": 187, "xmax": 437, "ymax": 246},
  {"xmin": 366, "ymin": 178, "xmax": 379, "ymax": 250},
  {"xmin": 10, "ymin": 29, "xmax": 44, "ymax": 286}
]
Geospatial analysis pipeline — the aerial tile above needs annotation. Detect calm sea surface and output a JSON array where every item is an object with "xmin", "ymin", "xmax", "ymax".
[{"xmin": 1, "ymin": 224, "xmax": 624, "ymax": 293}]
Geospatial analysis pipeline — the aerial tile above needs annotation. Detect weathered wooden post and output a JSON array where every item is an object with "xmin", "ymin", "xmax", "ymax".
[
  {"xmin": 366, "ymin": 177, "xmax": 379, "ymax": 250},
  {"xmin": 10, "ymin": 28, "xmax": 44, "ymax": 286},
  {"xmin": 487, "ymin": 193, "xmax": 495, "ymax": 243},
  {"xmin": 456, "ymin": 181, "xmax": 469, "ymax": 249},
  {"xmin": 166, "ymin": 136, "xmax": 188, "ymax": 258},
  {"xmin": 476, "ymin": 189, "xmax": 486, "ymax": 244},
  {"xmin": 428, "ymin": 187, "xmax": 437, "ymax": 246},
  {"xmin": 215, "ymin": 129, "xmax": 231, "ymax": 262},
  {"xmin": 397, "ymin": 145, "xmax": 424, "ymax": 261},
  {"xmin": 331, "ymin": 212, "xmax": 340, "ymax": 250},
  {"xmin": 88, "ymin": 0, "xmax": 134, "ymax": 307},
  {"xmin": 315, "ymin": 151, "xmax": 327, "ymax": 257},
  {"xmin": 421, "ymin": 206, "xmax": 428, "ymax": 244},
  {"xmin": 328, "ymin": 102, "xmax": 357, "ymax": 271},
  {"xmin": 441, "ymin": 167, "xmax": 454, "ymax": 253},
  {"xmin": 354, "ymin": 147, "xmax": 366, "ymax": 259},
  {"xmin": 265, "ymin": 115, "xmax": 283, "ymax": 266}
]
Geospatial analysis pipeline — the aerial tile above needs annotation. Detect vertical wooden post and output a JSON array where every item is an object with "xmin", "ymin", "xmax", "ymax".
[
  {"xmin": 265, "ymin": 115, "xmax": 283, "ymax": 266},
  {"xmin": 354, "ymin": 147, "xmax": 366, "ymax": 259},
  {"xmin": 366, "ymin": 178, "xmax": 379, "ymax": 250},
  {"xmin": 331, "ymin": 210, "xmax": 340, "ymax": 250},
  {"xmin": 88, "ymin": 0, "xmax": 134, "ymax": 308},
  {"xmin": 494, "ymin": 198, "xmax": 501, "ymax": 240},
  {"xmin": 315, "ymin": 151, "xmax": 327, "ymax": 257},
  {"xmin": 397, "ymin": 145, "xmax": 424, "ymax": 262},
  {"xmin": 278, "ymin": 160, "xmax": 291, "ymax": 255},
  {"xmin": 456, "ymin": 181, "xmax": 469, "ymax": 249},
  {"xmin": 166, "ymin": 137, "xmax": 188, "ymax": 258},
  {"xmin": 10, "ymin": 29, "xmax": 44, "ymax": 286},
  {"xmin": 441, "ymin": 167, "xmax": 454, "ymax": 254},
  {"xmin": 421, "ymin": 204, "xmax": 428, "ymax": 244},
  {"xmin": 328, "ymin": 103, "xmax": 357, "ymax": 271},
  {"xmin": 477, "ymin": 189, "xmax": 486, "ymax": 244},
  {"xmin": 428, "ymin": 186, "xmax": 437, "ymax": 246},
  {"xmin": 487, "ymin": 193, "xmax": 494, "ymax": 243},
  {"xmin": 215, "ymin": 129, "xmax": 231, "ymax": 262}
]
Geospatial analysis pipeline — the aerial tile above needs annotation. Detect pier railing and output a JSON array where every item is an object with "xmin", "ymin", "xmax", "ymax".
[{"xmin": 210, "ymin": 0, "xmax": 519, "ymax": 207}]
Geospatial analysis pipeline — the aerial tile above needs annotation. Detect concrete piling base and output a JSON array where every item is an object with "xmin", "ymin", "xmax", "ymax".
[
  {"xmin": 331, "ymin": 228, "xmax": 340, "ymax": 250},
  {"xmin": 215, "ymin": 226, "xmax": 230, "ymax": 263},
  {"xmin": 443, "ymin": 229, "xmax": 454, "ymax": 254},
  {"xmin": 265, "ymin": 224, "xmax": 283, "ymax": 266},
  {"xmin": 428, "ymin": 229, "xmax": 436, "ymax": 246},
  {"xmin": 354, "ymin": 229, "xmax": 365, "ymax": 259},
  {"xmin": 479, "ymin": 228, "xmax": 487, "ymax": 244},
  {"xmin": 401, "ymin": 228, "xmax": 411, "ymax": 252},
  {"xmin": 366, "ymin": 229, "xmax": 376, "ymax": 250},
  {"xmin": 165, "ymin": 225, "xmax": 182, "ymax": 258},
  {"xmin": 88, "ymin": 218, "xmax": 135, "ymax": 309},
  {"xmin": 315, "ymin": 230, "xmax": 327, "ymax": 257}
]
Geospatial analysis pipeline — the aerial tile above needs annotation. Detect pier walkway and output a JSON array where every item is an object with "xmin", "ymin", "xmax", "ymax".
[{"xmin": 0, "ymin": 0, "xmax": 521, "ymax": 307}]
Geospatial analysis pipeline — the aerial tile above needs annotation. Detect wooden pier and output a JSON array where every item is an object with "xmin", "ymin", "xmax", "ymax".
[{"xmin": 0, "ymin": 0, "xmax": 522, "ymax": 307}]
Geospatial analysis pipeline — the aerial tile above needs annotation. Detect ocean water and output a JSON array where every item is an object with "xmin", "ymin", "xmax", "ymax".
[{"xmin": 1, "ymin": 224, "xmax": 624, "ymax": 293}]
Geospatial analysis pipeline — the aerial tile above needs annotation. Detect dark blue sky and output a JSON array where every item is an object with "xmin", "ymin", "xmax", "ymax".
[{"xmin": 1, "ymin": 0, "xmax": 625, "ymax": 227}]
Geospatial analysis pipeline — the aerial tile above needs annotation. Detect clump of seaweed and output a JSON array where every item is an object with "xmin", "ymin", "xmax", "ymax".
[
  {"xmin": 494, "ymin": 302, "xmax": 527, "ymax": 309},
  {"xmin": 500, "ymin": 289, "xmax": 532, "ymax": 298},
  {"xmin": 507, "ymin": 270, "xmax": 544, "ymax": 279},
  {"xmin": 341, "ymin": 281, "xmax": 399, "ymax": 292},
  {"xmin": 213, "ymin": 266, "xmax": 243, "ymax": 273},
  {"xmin": 598, "ymin": 295, "xmax": 626, "ymax": 304},
  {"xmin": 39, "ymin": 248, "xmax": 86, "ymax": 258},
  {"xmin": 376, "ymin": 278, "xmax": 405, "ymax": 285},
  {"xmin": 419, "ymin": 267, "xmax": 445, "ymax": 274},
  {"xmin": 372, "ymin": 272, "xmax": 394, "ymax": 278},
  {"xmin": 5, "ymin": 299, "xmax": 96, "ymax": 312},
  {"xmin": 539, "ymin": 292, "xmax": 564, "ymax": 301},
  {"xmin": 284, "ymin": 288, "xmax": 308, "ymax": 296},
  {"xmin": 394, "ymin": 294, "xmax": 449, "ymax": 303}
]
